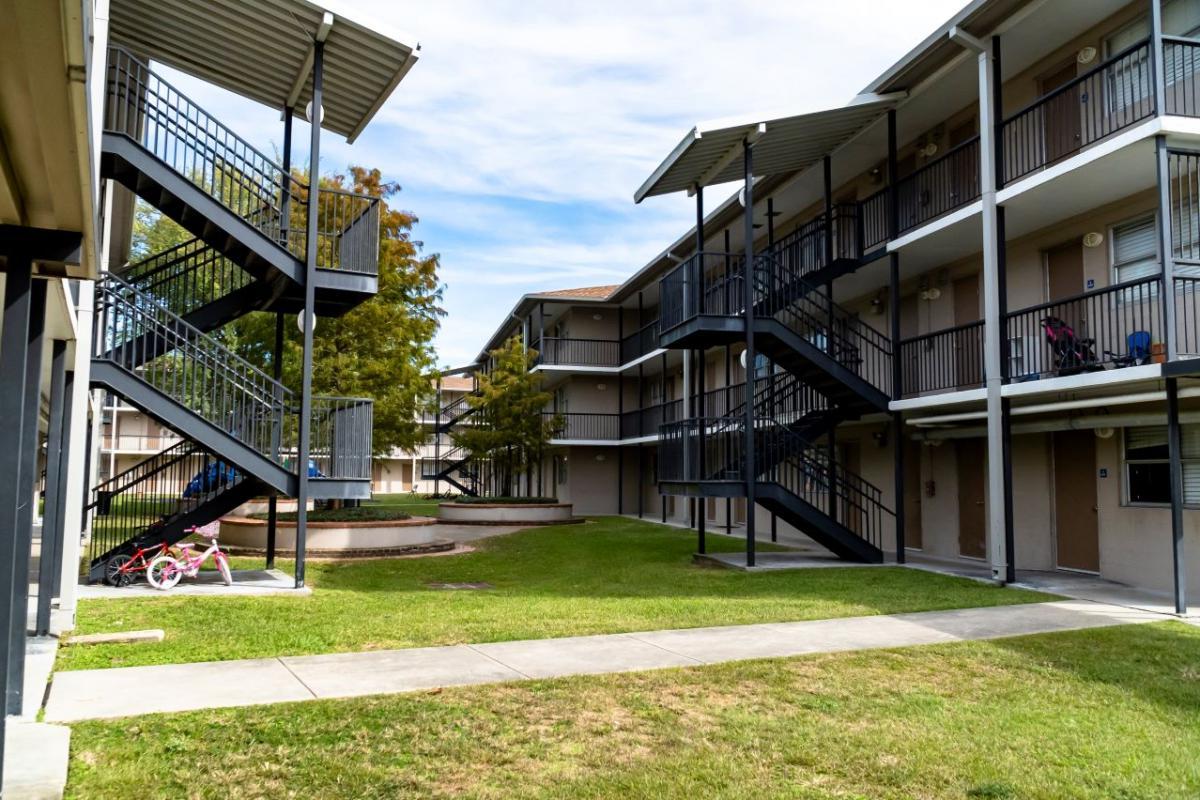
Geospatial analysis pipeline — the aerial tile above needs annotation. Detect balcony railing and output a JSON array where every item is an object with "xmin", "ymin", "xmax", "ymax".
[
  {"xmin": 899, "ymin": 321, "xmax": 985, "ymax": 398},
  {"xmin": 771, "ymin": 204, "xmax": 862, "ymax": 282},
  {"xmin": 1005, "ymin": 276, "xmax": 1163, "ymax": 381},
  {"xmin": 860, "ymin": 188, "xmax": 890, "ymax": 251},
  {"xmin": 535, "ymin": 337, "xmax": 620, "ymax": 368},
  {"xmin": 1001, "ymin": 39, "xmax": 1154, "ymax": 185},
  {"xmin": 620, "ymin": 318, "xmax": 661, "ymax": 364},
  {"xmin": 1164, "ymin": 37, "xmax": 1200, "ymax": 115},
  {"xmin": 660, "ymin": 251, "xmax": 745, "ymax": 332},
  {"xmin": 101, "ymin": 433, "xmax": 183, "ymax": 453},
  {"xmin": 546, "ymin": 412, "xmax": 620, "ymax": 440},
  {"xmin": 308, "ymin": 396, "xmax": 374, "ymax": 481},
  {"xmin": 104, "ymin": 46, "xmax": 381, "ymax": 275},
  {"xmin": 895, "ymin": 136, "xmax": 981, "ymax": 234},
  {"xmin": 620, "ymin": 399, "xmax": 683, "ymax": 439}
]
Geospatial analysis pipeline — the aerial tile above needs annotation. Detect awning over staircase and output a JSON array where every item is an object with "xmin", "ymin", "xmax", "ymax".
[
  {"xmin": 107, "ymin": 0, "xmax": 419, "ymax": 142},
  {"xmin": 634, "ymin": 93, "xmax": 904, "ymax": 202}
]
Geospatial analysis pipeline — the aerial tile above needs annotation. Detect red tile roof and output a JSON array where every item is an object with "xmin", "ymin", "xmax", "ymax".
[{"xmin": 536, "ymin": 284, "xmax": 618, "ymax": 300}]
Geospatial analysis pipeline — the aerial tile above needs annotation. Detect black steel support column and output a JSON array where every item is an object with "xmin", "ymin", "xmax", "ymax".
[
  {"xmin": 0, "ymin": 255, "xmax": 33, "ymax": 791},
  {"xmin": 35, "ymin": 340, "xmax": 69, "ymax": 636},
  {"xmin": 697, "ymin": 348, "xmax": 706, "ymax": 553},
  {"xmin": 725, "ymin": 344, "xmax": 732, "ymax": 535},
  {"xmin": 295, "ymin": 40, "xmax": 324, "ymax": 589},
  {"xmin": 892, "ymin": 413, "xmax": 905, "ymax": 563},
  {"xmin": 1001, "ymin": 397, "xmax": 1015, "ymax": 583},
  {"xmin": 8, "ymin": 277, "xmax": 46, "ymax": 715},
  {"xmin": 1167, "ymin": 378, "xmax": 1188, "ymax": 614},
  {"xmin": 266, "ymin": 311, "xmax": 284, "ymax": 569},
  {"xmin": 743, "ymin": 140, "xmax": 757, "ymax": 566}
]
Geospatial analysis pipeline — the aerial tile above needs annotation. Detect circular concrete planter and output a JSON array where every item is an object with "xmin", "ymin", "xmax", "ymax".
[
  {"xmin": 231, "ymin": 497, "xmax": 312, "ymax": 516},
  {"xmin": 437, "ymin": 502, "xmax": 577, "ymax": 526},
  {"xmin": 219, "ymin": 515, "xmax": 452, "ymax": 557}
]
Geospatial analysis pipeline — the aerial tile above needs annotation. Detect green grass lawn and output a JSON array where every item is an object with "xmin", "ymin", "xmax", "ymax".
[
  {"xmin": 60, "ymin": 517, "xmax": 1050, "ymax": 671},
  {"xmin": 64, "ymin": 622, "xmax": 1200, "ymax": 799}
]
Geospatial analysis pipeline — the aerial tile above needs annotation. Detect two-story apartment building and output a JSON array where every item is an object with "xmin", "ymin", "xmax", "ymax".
[
  {"xmin": 1, "ymin": 0, "xmax": 418, "ymax": 789},
  {"xmin": 453, "ymin": 0, "xmax": 1200, "ymax": 615}
]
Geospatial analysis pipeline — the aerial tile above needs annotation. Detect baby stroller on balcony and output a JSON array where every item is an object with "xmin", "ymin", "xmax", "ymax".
[{"xmin": 1041, "ymin": 316, "xmax": 1103, "ymax": 375}]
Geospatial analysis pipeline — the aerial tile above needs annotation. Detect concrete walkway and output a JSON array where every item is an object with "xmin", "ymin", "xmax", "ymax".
[{"xmin": 45, "ymin": 599, "xmax": 1160, "ymax": 722}]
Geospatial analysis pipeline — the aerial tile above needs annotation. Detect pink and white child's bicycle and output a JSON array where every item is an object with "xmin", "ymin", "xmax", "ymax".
[{"xmin": 146, "ymin": 522, "xmax": 232, "ymax": 590}]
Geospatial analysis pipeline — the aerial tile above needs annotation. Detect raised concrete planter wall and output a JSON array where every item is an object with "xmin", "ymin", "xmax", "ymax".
[
  {"xmin": 438, "ymin": 502, "xmax": 575, "ymax": 525},
  {"xmin": 232, "ymin": 498, "xmax": 313, "ymax": 516},
  {"xmin": 219, "ymin": 516, "xmax": 447, "ymax": 556}
]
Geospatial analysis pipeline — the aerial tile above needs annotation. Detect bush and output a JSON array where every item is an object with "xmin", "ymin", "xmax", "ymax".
[
  {"xmin": 452, "ymin": 496, "xmax": 559, "ymax": 505},
  {"xmin": 251, "ymin": 507, "xmax": 413, "ymax": 523}
]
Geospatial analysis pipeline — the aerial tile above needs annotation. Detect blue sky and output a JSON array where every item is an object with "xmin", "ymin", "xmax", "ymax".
[{"xmin": 159, "ymin": 0, "xmax": 965, "ymax": 366}]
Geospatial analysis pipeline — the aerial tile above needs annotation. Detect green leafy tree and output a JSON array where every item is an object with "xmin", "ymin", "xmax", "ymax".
[
  {"xmin": 453, "ymin": 336, "xmax": 560, "ymax": 495},
  {"xmin": 128, "ymin": 165, "xmax": 443, "ymax": 455}
]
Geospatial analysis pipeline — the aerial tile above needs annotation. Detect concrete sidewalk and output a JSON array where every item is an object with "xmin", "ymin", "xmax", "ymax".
[{"xmin": 45, "ymin": 600, "xmax": 1161, "ymax": 722}]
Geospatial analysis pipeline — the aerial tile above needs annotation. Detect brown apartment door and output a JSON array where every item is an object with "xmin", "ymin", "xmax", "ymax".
[
  {"xmin": 1053, "ymin": 430, "xmax": 1100, "ymax": 572},
  {"xmin": 1046, "ymin": 241, "xmax": 1085, "ymax": 302},
  {"xmin": 1040, "ymin": 61, "xmax": 1082, "ymax": 166},
  {"xmin": 954, "ymin": 274, "xmax": 983, "ymax": 389},
  {"xmin": 957, "ymin": 438, "xmax": 987, "ymax": 558}
]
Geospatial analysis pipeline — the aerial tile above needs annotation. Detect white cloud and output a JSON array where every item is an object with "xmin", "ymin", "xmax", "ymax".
[{"xmin": 154, "ymin": 1, "xmax": 967, "ymax": 366}]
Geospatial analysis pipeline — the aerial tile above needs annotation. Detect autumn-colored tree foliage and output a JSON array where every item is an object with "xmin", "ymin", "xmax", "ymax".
[{"xmin": 453, "ymin": 336, "xmax": 560, "ymax": 495}]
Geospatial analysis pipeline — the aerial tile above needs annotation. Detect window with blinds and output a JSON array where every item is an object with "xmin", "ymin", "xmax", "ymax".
[
  {"xmin": 1112, "ymin": 215, "xmax": 1160, "ymax": 286},
  {"xmin": 1106, "ymin": 0, "xmax": 1200, "ymax": 105},
  {"xmin": 1124, "ymin": 424, "xmax": 1200, "ymax": 504}
]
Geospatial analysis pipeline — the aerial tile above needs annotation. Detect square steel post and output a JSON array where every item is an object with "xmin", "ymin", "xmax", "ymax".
[
  {"xmin": 1167, "ymin": 377, "xmax": 1188, "ymax": 614},
  {"xmin": 742, "ymin": 140, "xmax": 757, "ymax": 566},
  {"xmin": 8, "ymin": 276, "xmax": 46, "ymax": 715},
  {"xmin": 295, "ymin": 40, "xmax": 324, "ymax": 589},
  {"xmin": 35, "ymin": 341, "xmax": 69, "ymax": 636}
]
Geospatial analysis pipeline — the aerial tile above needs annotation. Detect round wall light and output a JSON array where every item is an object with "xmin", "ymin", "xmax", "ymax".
[
  {"xmin": 1082, "ymin": 231, "xmax": 1104, "ymax": 248},
  {"xmin": 1077, "ymin": 46, "xmax": 1098, "ymax": 65},
  {"xmin": 296, "ymin": 310, "xmax": 317, "ymax": 333},
  {"xmin": 305, "ymin": 101, "xmax": 325, "ymax": 124}
]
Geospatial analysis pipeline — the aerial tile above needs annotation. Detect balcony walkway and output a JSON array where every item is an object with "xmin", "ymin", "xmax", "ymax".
[{"xmin": 45, "ymin": 600, "xmax": 1157, "ymax": 723}]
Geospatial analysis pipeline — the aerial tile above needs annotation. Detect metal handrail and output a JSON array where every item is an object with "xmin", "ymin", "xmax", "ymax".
[
  {"xmin": 894, "ymin": 135, "xmax": 981, "ymax": 233},
  {"xmin": 535, "ymin": 336, "xmax": 621, "ymax": 367},
  {"xmin": 119, "ymin": 238, "xmax": 254, "ymax": 320},
  {"xmin": 104, "ymin": 46, "xmax": 381, "ymax": 275}
]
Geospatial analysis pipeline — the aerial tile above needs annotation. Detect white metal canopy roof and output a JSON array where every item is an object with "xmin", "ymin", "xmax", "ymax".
[
  {"xmin": 107, "ymin": 0, "xmax": 419, "ymax": 143},
  {"xmin": 634, "ymin": 93, "xmax": 904, "ymax": 202}
]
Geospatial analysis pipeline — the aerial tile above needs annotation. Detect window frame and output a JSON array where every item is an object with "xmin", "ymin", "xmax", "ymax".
[
  {"xmin": 1121, "ymin": 424, "xmax": 1200, "ymax": 507},
  {"xmin": 1109, "ymin": 212, "xmax": 1161, "ymax": 287}
]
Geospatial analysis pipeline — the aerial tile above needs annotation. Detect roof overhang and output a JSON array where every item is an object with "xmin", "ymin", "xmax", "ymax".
[
  {"xmin": 634, "ymin": 93, "xmax": 905, "ymax": 202},
  {"xmin": 107, "ymin": 0, "xmax": 419, "ymax": 143}
]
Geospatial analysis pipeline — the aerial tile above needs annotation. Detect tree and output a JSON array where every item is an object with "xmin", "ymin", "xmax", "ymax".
[
  {"xmin": 129, "ymin": 164, "xmax": 444, "ymax": 455},
  {"xmin": 453, "ymin": 336, "xmax": 560, "ymax": 496}
]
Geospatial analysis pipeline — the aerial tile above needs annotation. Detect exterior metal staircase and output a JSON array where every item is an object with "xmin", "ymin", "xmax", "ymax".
[
  {"xmin": 657, "ymin": 247, "xmax": 894, "ymax": 563},
  {"xmin": 84, "ymin": 440, "xmax": 263, "ymax": 582},
  {"xmin": 84, "ymin": 48, "xmax": 379, "ymax": 580}
]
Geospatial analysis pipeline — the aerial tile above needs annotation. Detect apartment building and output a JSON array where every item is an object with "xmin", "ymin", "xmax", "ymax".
[
  {"xmin": 452, "ymin": 0, "xmax": 1200, "ymax": 614},
  {"xmin": 0, "ymin": 0, "xmax": 417, "ymax": 787},
  {"xmin": 374, "ymin": 375, "xmax": 474, "ymax": 495}
]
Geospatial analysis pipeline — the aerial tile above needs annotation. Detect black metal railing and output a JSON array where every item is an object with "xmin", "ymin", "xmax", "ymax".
[
  {"xmin": 659, "ymin": 251, "xmax": 745, "ymax": 332},
  {"xmin": 85, "ymin": 440, "xmax": 243, "ymax": 567},
  {"xmin": 95, "ymin": 273, "xmax": 289, "ymax": 462},
  {"xmin": 545, "ymin": 412, "xmax": 620, "ymax": 440},
  {"xmin": 770, "ymin": 204, "xmax": 861, "ymax": 281},
  {"xmin": 1172, "ymin": 275, "xmax": 1200, "ymax": 356},
  {"xmin": 104, "ymin": 46, "xmax": 380, "ymax": 275},
  {"xmin": 535, "ymin": 337, "xmax": 620, "ymax": 367},
  {"xmin": 754, "ymin": 255, "xmax": 893, "ymax": 396},
  {"xmin": 899, "ymin": 320, "xmax": 986, "ymax": 398},
  {"xmin": 1001, "ymin": 39, "xmax": 1154, "ymax": 185},
  {"xmin": 1164, "ymin": 37, "xmax": 1200, "ymax": 116},
  {"xmin": 658, "ymin": 416, "xmax": 889, "ymax": 548},
  {"xmin": 860, "ymin": 187, "xmax": 890, "ymax": 251},
  {"xmin": 119, "ymin": 239, "xmax": 254, "ymax": 320},
  {"xmin": 621, "ymin": 398, "xmax": 683, "ymax": 439},
  {"xmin": 101, "ymin": 432, "xmax": 183, "ymax": 452},
  {"xmin": 1005, "ymin": 275, "xmax": 1163, "ymax": 380},
  {"xmin": 620, "ymin": 317, "xmax": 661, "ymax": 364},
  {"xmin": 309, "ymin": 396, "xmax": 374, "ymax": 481},
  {"xmin": 895, "ymin": 136, "xmax": 981, "ymax": 234}
]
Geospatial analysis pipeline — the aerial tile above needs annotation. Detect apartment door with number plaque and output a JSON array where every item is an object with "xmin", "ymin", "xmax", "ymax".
[{"xmin": 1053, "ymin": 430, "xmax": 1100, "ymax": 572}]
